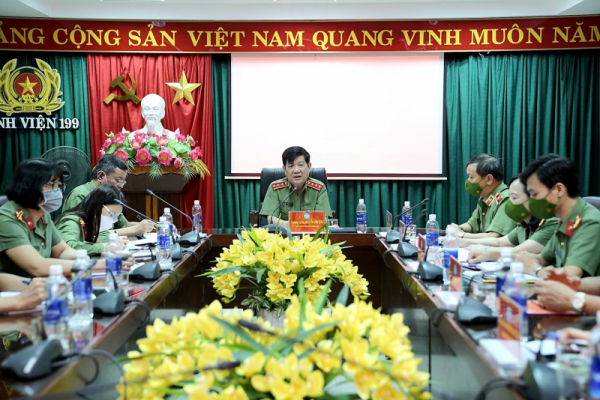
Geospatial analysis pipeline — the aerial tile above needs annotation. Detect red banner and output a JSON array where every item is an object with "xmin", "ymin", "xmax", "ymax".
[{"xmin": 0, "ymin": 16, "xmax": 599, "ymax": 53}]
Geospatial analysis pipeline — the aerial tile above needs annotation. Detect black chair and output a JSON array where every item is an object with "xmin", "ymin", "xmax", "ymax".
[
  {"xmin": 250, "ymin": 168, "xmax": 332, "ymax": 227},
  {"xmin": 584, "ymin": 196, "xmax": 600, "ymax": 211},
  {"xmin": 0, "ymin": 196, "xmax": 7, "ymax": 207}
]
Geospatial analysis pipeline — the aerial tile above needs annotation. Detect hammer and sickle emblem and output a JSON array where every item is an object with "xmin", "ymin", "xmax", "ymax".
[{"xmin": 103, "ymin": 74, "xmax": 141, "ymax": 105}]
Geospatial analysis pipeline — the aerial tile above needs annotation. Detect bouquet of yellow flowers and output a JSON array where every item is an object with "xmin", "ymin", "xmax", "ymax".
[
  {"xmin": 203, "ymin": 227, "xmax": 370, "ymax": 317},
  {"xmin": 117, "ymin": 284, "xmax": 430, "ymax": 400}
]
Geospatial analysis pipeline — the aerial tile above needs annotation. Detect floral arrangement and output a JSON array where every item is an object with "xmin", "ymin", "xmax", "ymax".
[
  {"xmin": 116, "ymin": 284, "xmax": 431, "ymax": 400},
  {"xmin": 99, "ymin": 128, "xmax": 209, "ymax": 180},
  {"xmin": 204, "ymin": 227, "xmax": 370, "ymax": 317}
]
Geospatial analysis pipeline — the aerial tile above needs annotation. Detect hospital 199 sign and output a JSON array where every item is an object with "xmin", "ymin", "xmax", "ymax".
[{"xmin": 0, "ymin": 58, "xmax": 79, "ymax": 130}]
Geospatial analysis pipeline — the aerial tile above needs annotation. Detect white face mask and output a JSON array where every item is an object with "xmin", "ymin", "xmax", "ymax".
[
  {"xmin": 99, "ymin": 215, "xmax": 115, "ymax": 233},
  {"xmin": 38, "ymin": 189, "xmax": 63, "ymax": 213}
]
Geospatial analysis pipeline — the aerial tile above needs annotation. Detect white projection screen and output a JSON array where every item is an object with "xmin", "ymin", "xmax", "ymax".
[{"xmin": 230, "ymin": 53, "xmax": 445, "ymax": 179}]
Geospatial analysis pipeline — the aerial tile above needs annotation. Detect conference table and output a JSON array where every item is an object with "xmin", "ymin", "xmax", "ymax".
[{"xmin": 0, "ymin": 229, "xmax": 591, "ymax": 400}]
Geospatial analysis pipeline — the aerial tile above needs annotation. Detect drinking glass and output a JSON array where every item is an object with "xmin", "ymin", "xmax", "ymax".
[
  {"xmin": 406, "ymin": 224, "xmax": 417, "ymax": 244},
  {"xmin": 556, "ymin": 339, "xmax": 591, "ymax": 400}
]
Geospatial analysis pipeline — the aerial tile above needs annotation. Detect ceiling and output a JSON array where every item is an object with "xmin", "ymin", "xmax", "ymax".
[{"xmin": 0, "ymin": 0, "xmax": 599, "ymax": 21}]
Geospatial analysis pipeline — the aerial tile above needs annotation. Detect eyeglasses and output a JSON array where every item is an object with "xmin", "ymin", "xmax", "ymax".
[
  {"xmin": 43, "ymin": 181, "xmax": 64, "ymax": 192},
  {"xmin": 107, "ymin": 175, "xmax": 126, "ymax": 186},
  {"xmin": 103, "ymin": 205, "xmax": 120, "ymax": 221}
]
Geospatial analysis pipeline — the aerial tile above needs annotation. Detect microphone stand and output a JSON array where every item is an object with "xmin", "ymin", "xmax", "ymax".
[
  {"xmin": 396, "ymin": 209, "xmax": 428, "ymax": 257},
  {"xmin": 145, "ymin": 189, "xmax": 201, "ymax": 245},
  {"xmin": 263, "ymin": 185, "xmax": 299, "ymax": 235}
]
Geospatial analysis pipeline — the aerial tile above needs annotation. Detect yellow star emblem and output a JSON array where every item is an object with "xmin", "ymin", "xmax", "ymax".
[
  {"xmin": 19, "ymin": 76, "xmax": 37, "ymax": 96},
  {"xmin": 165, "ymin": 71, "xmax": 201, "ymax": 105}
]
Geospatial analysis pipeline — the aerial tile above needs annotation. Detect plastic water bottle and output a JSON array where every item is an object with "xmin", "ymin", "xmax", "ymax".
[
  {"xmin": 356, "ymin": 199, "xmax": 367, "ymax": 233},
  {"xmin": 401, "ymin": 201, "xmax": 413, "ymax": 226},
  {"xmin": 45, "ymin": 265, "xmax": 69, "ymax": 353},
  {"xmin": 192, "ymin": 200, "xmax": 202, "ymax": 234},
  {"xmin": 588, "ymin": 311, "xmax": 600, "ymax": 399},
  {"xmin": 105, "ymin": 232, "xmax": 123, "ymax": 290},
  {"xmin": 425, "ymin": 214, "xmax": 439, "ymax": 261},
  {"xmin": 162, "ymin": 207, "xmax": 175, "ymax": 235},
  {"xmin": 502, "ymin": 262, "xmax": 529, "ymax": 341},
  {"xmin": 443, "ymin": 227, "xmax": 458, "ymax": 285},
  {"xmin": 495, "ymin": 248, "xmax": 513, "ymax": 299},
  {"xmin": 157, "ymin": 216, "xmax": 172, "ymax": 269},
  {"xmin": 69, "ymin": 250, "xmax": 93, "ymax": 353}
]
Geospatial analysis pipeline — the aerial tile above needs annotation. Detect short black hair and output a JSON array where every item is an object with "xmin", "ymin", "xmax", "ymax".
[
  {"xmin": 57, "ymin": 185, "xmax": 125, "ymax": 243},
  {"xmin": 466, "ymin": 153, "xmax": 504, "ymax": 181},
  {"xmin": 5, "ymin": 158, "xmax": 64, "ymax": 209},
  {"xmin": 520, "ymin": 154, "xmax": 580, "ymax": 197},
  {"xmin": 508, "ymin": 175, "xmax": 529, "ymax": 197},
  {"xmin": 282, "ymin": 146, "xmax": 310, "ymax": 166},
  {"xmin": 93, "ymin": 154, "xmax": 127, "ymax": 179}
]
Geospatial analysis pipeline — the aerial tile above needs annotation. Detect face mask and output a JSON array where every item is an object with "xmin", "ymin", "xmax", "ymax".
[
  {"xmin": 99, "ymin": 215, "xmax": 115, "ymax": 233},
  {"xmin": 504, "ymin": 199, "xmax": 530, "ymax": 222},
  {"xmin": 528, "ymin": 187, "xmax": 559, "ymax": 219},
  {"xmin": 465, "ymin": 178, "xmax": 483, "ymax": 197},
  {"xmin": 38, "ymin": 189, "xmax": 63, "ymax": 213}
]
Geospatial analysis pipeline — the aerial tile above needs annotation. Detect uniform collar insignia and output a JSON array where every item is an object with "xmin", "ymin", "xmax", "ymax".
[
  {"xmin": 485, "ymin": 195, "xmax": 494, "ymax": 207},
  {"xmin": 495, "ymin": 192, "xmax": 503, "ymax": 205},
  {"xmin": 565, "ymin": 215, "xmax": 582, "ymax": 237},
  {"xmin": 25, "ymin": 216, "xmax": 34, "ymax": 231},
  {"xmin": 307, "ymin": 180, "xmax": 323, "ymax": 191},
  {"xmin": 272, "ymin": 181, "xmax": 289, "ymax": 190}
]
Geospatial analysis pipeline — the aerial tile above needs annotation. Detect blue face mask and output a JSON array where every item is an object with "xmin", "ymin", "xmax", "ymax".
[{"xmin": 38, "ymin": 189, "xmax": 63, "ymax": 213}]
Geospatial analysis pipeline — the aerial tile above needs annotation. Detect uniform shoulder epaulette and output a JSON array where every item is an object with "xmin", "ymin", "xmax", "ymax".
[
  {"xmin": 538, "ymin": 219, "xmax": 546, "ymax": 228},
  {"xmin": 485, "ymin": 194, "xmax": 494, "ymax": 207},
  {"xmin": 566, "ymin": 215, "xmax": 582, "ymax": 237},
  {"xmin": 307, "ymin": 180, "xmax": 323, "ymax": 191},
  {"xmin": 79, "ymin": 218, "xmax": 86, "ymax": 227},
  {"xmin": 14, "ymin": 210, "xmax": 23, "ymax": 222},
  {"xmin": 271, "ymin": 181, "xmax": 289, "ymax": 190},
  {"xmin": 495, "ymin": 191, "xmax": 503, "ymax": 205},
  {"xmin": 15, "ymin": 209, "xmax": 35, "ymax": 231}
]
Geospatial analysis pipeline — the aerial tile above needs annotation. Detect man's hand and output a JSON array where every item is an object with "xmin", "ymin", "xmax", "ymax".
[
  {"xmin": 136, "ymin": 219, "xmax": 155, "ymax": 234},
  {"xmin": 448, "ymin": 223, "xmax": 464, "ymax": 237},
  {"xmin": 118, "ymin": 236, "xmax": 129, "ymax": 248},
  {"xmin": 558, "ymin": 327, "xmax": 590, "ymax": 344},
  {"xmin": 16, "ymin": 278, "xmax": 46, "ymax": 310},
  {"xmin": 516, "ymin": 251, "xmax": 541, "ymax": 274},
  {"xmin": 534, "ymin": 280, "xmax": 576, "ymax": 312},
  {"xmin": 466, "ymin": 245, "xmax": 487, "ymax": 263}
]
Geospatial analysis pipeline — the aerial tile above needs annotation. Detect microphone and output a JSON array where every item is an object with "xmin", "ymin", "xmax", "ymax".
[
  {"xmin": 386, "ymin": 198, "xmax": 429, "ymax": 243},
  {"xmin": 417, "ymin": 235, "xmax": 444, "ymax": 281},
  {"xmin": 145, "ymin": 189, "xmax": 201, "ymax": 245},
  {"xmin": 1, "ymin": 259, "xmax": 98, "ymax": 380},
  {"xmin": 396, "ymin": 208, "xmax": 428, "ymax": 258},
  {"xmin": 115, "ymin": 199, "xmax": 181, "ymax": 261},
  {"xmin": 263, "ymin": 185, "xmax": 299, "ymax": 234}
]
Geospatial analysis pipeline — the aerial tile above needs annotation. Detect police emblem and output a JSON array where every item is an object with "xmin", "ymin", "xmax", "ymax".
[
  {"xmin": 304, "ymin": 213, "xmax": 310, "ymax": 219},
  {"xmin": 0, "ymin": 59, "xmax": 64, "ymax": 115}
]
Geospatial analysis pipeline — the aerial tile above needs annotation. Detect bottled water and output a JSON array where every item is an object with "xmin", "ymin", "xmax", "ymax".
[
  {"xmin": 162, "ymin": 207, "xmax": 175, "ymax": 235},
  {"xmin": 192, "ymin": 200, "xmax": 202, "ymax": 234},
  {"xmin": 71, "ymin": 249, "xmax": 93, "ymax": 319},
  {"xmin": 105, "ymin": 232, "xmax": 123, "ymax": 290},
  {"xmin": 589, "ymin": 311, "xmax": 600, "ymax": 399},
  {"xmin": 502, "ymin": 262, "xmax": 529, "ymax": 340},
  {"xmin": 157, "ymin": 216, "xmax": 173, "ymax": 269},
  {"xmin": 356, "ymin": 199, "xmax": 367, "ymax": 234},
  {"xmin": 45, "ymin": 265, "xmax": 69, "ymax": 353},
  {"xmin": 425, "ymin": 214, "xmax": 439, "ymax": 261},
  {"xmin": 401, "ymin": 201, "xmax": 413, "ymax": 226},
  {"xmin": 495, "ymin": 248, "xmax": 513, "ymax": 300},
  {"xmin": 443, "ymin": 227, "xmax": 458, "ymax": 285}
]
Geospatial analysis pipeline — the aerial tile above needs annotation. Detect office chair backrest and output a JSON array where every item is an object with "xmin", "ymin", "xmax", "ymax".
[
  {"xmin": 584, "ymin": 196, "xmax": 600, "ymax": 211},
  {"xmin": 0, "ymin": 196, "xmax": 8, "ymax": 207},
  {"xmin": 259, "ymin": 168, "xmax": 328, "ymax": 203}
]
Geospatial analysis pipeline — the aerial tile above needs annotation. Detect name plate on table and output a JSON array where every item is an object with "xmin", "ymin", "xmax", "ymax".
[
  {"xmin": 386, "ymin": 210, "xmax": 393, "ymax": 231},
  {"xmin": 417, "ymin": 234, "xmax": 426, "ymax": 262},
  {"xmin": 498, "ymin": 293, "xmax": 523, "ymax": 360},
  {"xmin": 449, "ymin": 255, "xmax": 463, "ymax": 293},
  {"xmin": 288, "ymin": 211, "xmax": 326, "ymax": 234}
]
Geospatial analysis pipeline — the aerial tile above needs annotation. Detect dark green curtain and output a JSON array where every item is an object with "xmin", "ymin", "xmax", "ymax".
[
  {"xmin": 212, "ymin": 50, "xmax": 600, "ymax": 229},
  {"xmin": 0, "ymin": 52, "xmax": 91, "ymax": 194}
]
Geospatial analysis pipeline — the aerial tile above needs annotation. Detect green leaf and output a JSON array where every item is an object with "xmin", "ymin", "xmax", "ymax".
[
  {"xmin": 298, "ymin": 277, "xmax": 306, "ymax": 327},
  {"xmin": 336, "ymin": 284, "xmax": 350, "ymax": 306},
  {"xmin": 236, "ymin": 233, "xmax": 246, "ymax": 244},
  {"xmin": 312, "ymin": 221, "xmax": 328, "ymax": 241},
  {"xmin": 205, "ymin": 266, "xmax": 250, "ymax": 277},
  {"xmin": 209, "ymin": 316, "xmax": 268, "ymax": 354},
  {"xmin": 296, "ymin": 267, "xmax": 320, "ymax": 279},
  {"xmin": 256, "ymin": 268, "xmax": 266, "ymax": 283},
  {"xmin": 314, "ymin": 279, "xmax": 333, "ymax": 314},
  {"xmin": 285, "ymin": 320, "xmax": 339, "ymax": 346},
  {"xmin": 324, "ymin": 218, "xmax": 330, "ymax": 244},
  {"xmin": 319, "ymin": 242, "xmax": 346, "ymax": 256},
  {"xmin": 106, "ymin": 144, "xmax": 117, "ymax": 153}
]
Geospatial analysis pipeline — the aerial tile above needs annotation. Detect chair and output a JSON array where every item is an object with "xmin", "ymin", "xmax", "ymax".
[
  {"xmin": 584, "ymin": 196, "xmax": 600, "ymax": 211},
  {"xmin": 0, "ymin": 196, "xmax": 7, "ymax": 207},
  {"xmin": 250, "ymin": 168, "xmax": 332, "ymax": 227}
]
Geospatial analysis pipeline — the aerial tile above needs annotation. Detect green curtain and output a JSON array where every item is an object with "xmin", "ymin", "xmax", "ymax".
[
  {"xmin": 0, "ymin": 52, "xmax": 91, "ymax": 195},
  {"xmin": 212, "ymin": 51, "xmax": 600, "ymax": 229}
]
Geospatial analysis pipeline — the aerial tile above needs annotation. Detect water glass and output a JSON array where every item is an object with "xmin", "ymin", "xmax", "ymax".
[
  {"xmin": 328, "ymin": 219, "xmax": 339, "ymax": 229},
  {"xmin": 556, "ymin": 339, "xmax": 591, "ymax": 400},
  {"xmin": 472, "ymin": 281, "xmax": 497, "ymax": 311},
  {"xmin": 406, "ymin": 224, "xmax": 417, "ymax": 244}
]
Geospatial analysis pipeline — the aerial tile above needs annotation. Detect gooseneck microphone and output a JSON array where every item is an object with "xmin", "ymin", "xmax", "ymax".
[
  {"xmin": 395, "ymin": 208, "xmax": 428, "ymax": 258},
  {"xmin": 261, "ymin": 185, "xmax": 299, "ymax": 234},
  {"xmin": 270, "ymin": 185, "xmax": 299, "ymax": 224},
  {"xmin": 386, "ymin": 198, "xmax": 429, "ymax": 243},
  {"xmin": 145, "ymin": 189, "xmax": 201, "ymax": 245}
]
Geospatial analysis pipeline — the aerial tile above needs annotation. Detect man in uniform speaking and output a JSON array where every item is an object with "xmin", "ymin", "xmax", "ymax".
[{"xmin": 260, "ymin": 146, "xmax": 332, "ymax": 230}]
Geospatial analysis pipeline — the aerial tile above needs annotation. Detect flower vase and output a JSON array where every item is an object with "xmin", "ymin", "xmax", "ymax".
[{"xmin": 257, "ymin": 309, "xmax": 285, "ymax": 330}]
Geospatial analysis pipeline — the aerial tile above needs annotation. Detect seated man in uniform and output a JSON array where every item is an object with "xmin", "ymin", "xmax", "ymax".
[
  {"xmin": 518, "ymin": 154, "xmax": 600, "ymax": 278},
  {"xmin": 449, "ymin": 153, "xmax": 515, "ymax": 239},
  {"xmin": 259, "ymin": 146, "xmax": 332, "ymax": 230},
  {"xmin": 63, "ymin": 154, "xmax": 154, "ymax": 239},
  {"xmin": 458, "ymin": 176, "xmax": 558, "ymax": 263}
]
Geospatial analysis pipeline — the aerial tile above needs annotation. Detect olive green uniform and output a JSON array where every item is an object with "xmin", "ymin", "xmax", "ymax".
[
  {"xmin": 55, "ymin": 215, "xmax": 104, "ymax": 257},
  {"xmin": 259, "ymin": 177, "xmax": 332, "ymax": 221},
  {"xmin": 63, "ymin": 180, "xmax": 127, "ymax": 242},
  {"xmin": 466, "ymin": 183, "xmax": 514, "ymax": 235},
  {"xmin": 541, "ymin": 198, "xmax": 600, "ymax": 276},
  {"xmin": 506, "ymin": 218, "xmax": 559, "ymax": 246},
  {"xmin": 0, "ymin": 200, "xmax": 63, "ymax": 277}
]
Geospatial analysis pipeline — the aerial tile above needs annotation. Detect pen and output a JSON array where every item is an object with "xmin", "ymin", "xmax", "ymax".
[{"xmin": 21, "ymin": 279, "xmax": 31, "ymax": 285}]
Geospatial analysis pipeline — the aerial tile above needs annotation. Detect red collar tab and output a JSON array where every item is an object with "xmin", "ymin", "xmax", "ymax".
[{"xmin": 566, "ymin": 215, "xmax": 582, "ymax": 237}]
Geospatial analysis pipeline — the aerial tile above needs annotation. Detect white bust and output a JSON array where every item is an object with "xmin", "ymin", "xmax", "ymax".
[{"xmin": 136, "ymin": 94, "xmax": 174, "ymax": 137}]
